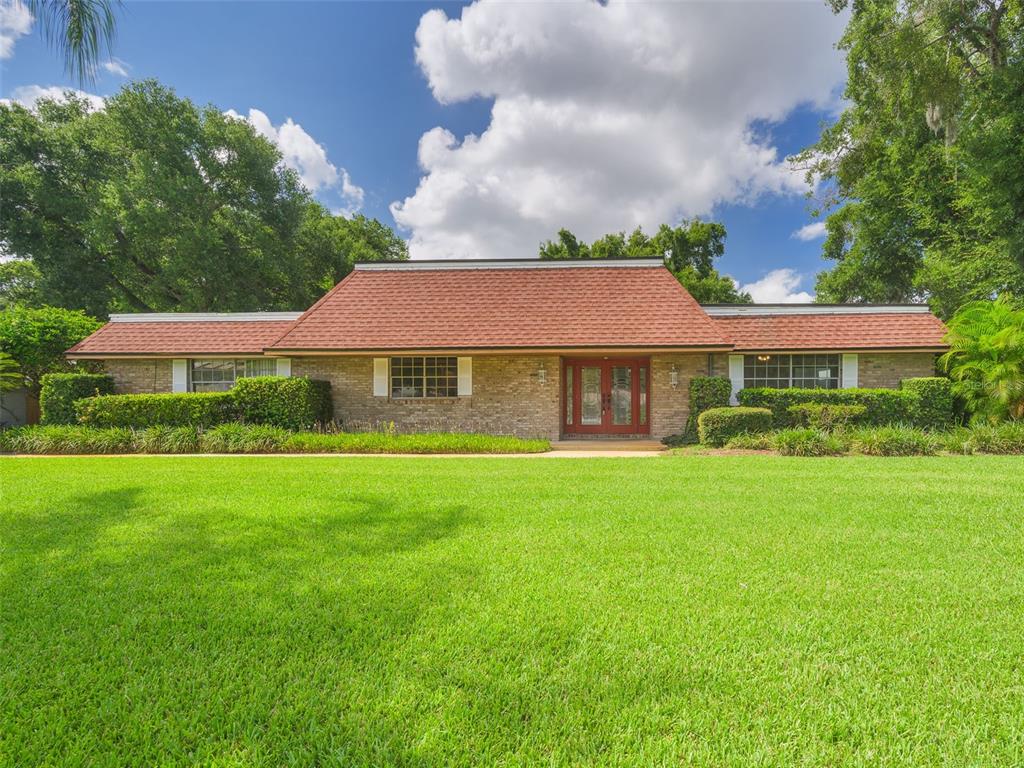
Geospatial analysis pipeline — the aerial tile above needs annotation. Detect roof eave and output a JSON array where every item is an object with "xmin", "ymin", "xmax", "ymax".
[
  {"xmin": 730, "ymin": 345, "xmax": 948, "ymax": 353},
  {"xmin": 263, "ymin": 344, "xmax": 735, "ymax": 356}
]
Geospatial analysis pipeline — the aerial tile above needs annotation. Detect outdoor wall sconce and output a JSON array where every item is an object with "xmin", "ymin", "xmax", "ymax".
[
  {"xmin": 537, "ymin": 362, "xmax": 548, "ymax": 384},
  {"xmin": 670, "ymin": 364, "xmax": 679, "ymax": 388}
]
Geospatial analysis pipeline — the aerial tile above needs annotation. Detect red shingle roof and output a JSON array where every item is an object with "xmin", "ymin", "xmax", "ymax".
[
  {"xmin": 67, "ymin": 318, "xmax": 298, "ymax": 357},
  {"xmin": 710, "ymin": 311, "xmax": 948, "ymax": 351},
  {"xmin": 267, "ymin": 262, "xmax": 731, "ymax": 351},
  {"xmin": 65, "ymin": 268, "xmax": 950, "ymax": 358}
]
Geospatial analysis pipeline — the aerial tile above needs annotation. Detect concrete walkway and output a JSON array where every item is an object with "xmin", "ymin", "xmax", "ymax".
[{"xmin": 548, "ymin": 439, "xmax": 666, "ymax": 457}]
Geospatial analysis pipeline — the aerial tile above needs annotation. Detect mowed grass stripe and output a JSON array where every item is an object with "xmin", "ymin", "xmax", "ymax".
[{"xmin": 2, "ymin": 456, "xmax": 1023, "ymax": 766}]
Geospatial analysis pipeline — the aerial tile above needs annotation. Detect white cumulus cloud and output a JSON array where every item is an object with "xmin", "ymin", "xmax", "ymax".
[
  {"xmin": 740, "ymin": 269, "xmax": 814, "ymax": 303},
  {"xmin": 102, "ymin": 58, "xmax": 129, "ymax": 77},
  {"xmin": 792, "ymin": 221, "xmax": 828, "ymax": 241},
  {"xmin": 0, "ymin": 0, "xmax": 32, "ymax": 59},
  {"xmin": 391, "ymin": 0, "xmax": 847, "ymax": 259},
  {"xmin": 226, "ymin": 108, "xmax": 364, "ymax": 215},
  {"xmin": 0, "ymin": 84, "xmax": 105, "ymax": 111}
]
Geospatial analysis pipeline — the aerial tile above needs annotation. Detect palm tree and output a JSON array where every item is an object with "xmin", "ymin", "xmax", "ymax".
[
  {"xmin": 940, "ymin": 295, "xmax": 1024, "ymax": 423},
  {"xmin": 26, "ymin": 0, "xmax": 119, "ymax": 83}
]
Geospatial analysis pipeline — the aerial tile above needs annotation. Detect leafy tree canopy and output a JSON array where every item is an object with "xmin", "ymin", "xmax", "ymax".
[
  {"xmin": 0, "ymin": 258, "xmax": 44, "ymax": 310},
  {"xmin": 795, "ymin": 0, "xmax": 1024, "ymax": 317},
  {"xmin": 0, "ymin": 352, "xmax": 24, "ymax": 393},
  {"xmin": 539, "ymin": 222, "xmax": 751, "ymax": 304},
  {"xmin": 0, "ymin": 81, "xmax": 407, "ymax": 317},
  {"xmin": 0, "ymin": 306, "xmax": 102, "ymax": 394}
]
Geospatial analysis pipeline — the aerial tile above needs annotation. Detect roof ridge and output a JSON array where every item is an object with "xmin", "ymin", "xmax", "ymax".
[
  {"xmin": 107, "ymin": 312, "xmax": 304, "ymax": 323},
  {"xmin": 354, "ymin": 258, "xmax": 665, "ymax": 271}
]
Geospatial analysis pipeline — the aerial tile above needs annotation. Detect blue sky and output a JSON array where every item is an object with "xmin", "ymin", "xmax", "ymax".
[{"xmin": 1, "ymin": 1, "xmax": 847, "ymax": 300}]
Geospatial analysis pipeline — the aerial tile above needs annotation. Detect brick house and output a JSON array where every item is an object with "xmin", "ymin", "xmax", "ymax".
[{"xmin": 66, "ymin": 259, "xmax": 949, "ymax": 439}]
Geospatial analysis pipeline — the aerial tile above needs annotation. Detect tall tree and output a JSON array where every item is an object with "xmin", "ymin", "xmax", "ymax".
[
  {"xmin": 0, "ymin": 258, "xmax": 43, "ymax": 309},
  {"xmin": 0, "ymin": 305, "xmax": 101, "ymax": 394},
  {"xmin": 26, "ymin": 0, "xmax": 120, "ymax": 82},
  {"xmin": 0, "ymin": 81, "xmax": 407, "ymax": 317},
  {"xmin": 539, "ymin": 222, "xmax": 751, "ymax": 304},
  {"xmin": 796, "ymin": 0, "xmax": 1024, "ymax": 317}
]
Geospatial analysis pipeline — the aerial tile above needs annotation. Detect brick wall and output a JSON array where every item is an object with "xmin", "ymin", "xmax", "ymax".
[
  {"xmin": 102, "ymin": 359, "xmax": 173, "ymax": 394},
  {"xmin": 93, "ymin": 351, "xmax": 936, "ymax": 438},
  {"xmin": 293, "ymin": 354, "xmax": 705, "ymax": 440},
  {"xmin": 292, "ymin": 355, "xmax": 562, "ymax": 439},
  {"xmin": 858, "ymin": 352, "xmax": 937, "ymax": 389},
  {"xmin": 650, "ymin": 353, "xmax": 709, "ymax": 438}
]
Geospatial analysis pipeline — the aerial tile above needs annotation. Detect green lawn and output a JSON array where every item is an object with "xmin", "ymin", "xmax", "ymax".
[{"xmin": 3, "ymin": 456, "xmax": 1024, "ymax": 766}]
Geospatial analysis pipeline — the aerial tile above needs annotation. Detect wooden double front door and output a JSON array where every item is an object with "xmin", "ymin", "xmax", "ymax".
[{"xmin": 562, "ymin": 357, "xmax": 650, "ymax": 435}]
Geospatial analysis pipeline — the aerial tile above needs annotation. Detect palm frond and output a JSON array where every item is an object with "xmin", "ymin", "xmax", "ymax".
[{"xmin": 26, "ymin": 0, "xmax": 120, "ymax": 84}]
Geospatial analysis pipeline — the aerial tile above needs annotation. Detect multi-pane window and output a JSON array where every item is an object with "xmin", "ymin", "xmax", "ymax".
[
  {"xmin": 390, "ymin": 357, "xmax": 458, "ymax": 398},
  {"xmin": 743, "ymin": 354, "xmax": 840, "ymax": 390},
  {"xmin": 190, "ymin": 359, "xmax": 277, "ymax": 392}
]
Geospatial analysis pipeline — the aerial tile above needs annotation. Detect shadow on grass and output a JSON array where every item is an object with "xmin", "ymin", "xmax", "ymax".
[{"xmin": 2, "ymin": 484, "xmax": 482, "ymax": 764}]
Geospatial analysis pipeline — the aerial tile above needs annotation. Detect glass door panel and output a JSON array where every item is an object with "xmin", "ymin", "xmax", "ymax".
[
  {"xmin": 563, "ymin": 358, "xmax": 650, "ymax": 435},
  {"xmin": 610, "ymin": 365, "xmax": 633, "ymax": 426},
  {"xmin": 580, "ymin": 366, "xmax": 602, "ymax": 426}
]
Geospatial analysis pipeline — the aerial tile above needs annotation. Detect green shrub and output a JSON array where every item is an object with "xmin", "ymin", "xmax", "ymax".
[
  {"xmin": 773, "ymin": 428, "xmax": 849, "ymax": 457},
  {"xmin": 938, "ymin": 426, "xmax": 976, "ymax": 455},
  {"xmin": 76, "ymin": 392, "xmax": 237, "ymax": 428},
  {"xmin": 232, "ymin": 376, "xmax": 333, "ymax": 429},
  {"xmin": 684, "ymin": 376, "xmax": 732, "ymax": 435},
  {"xmin": 738, "ymin": 387, "xmax": 916, "ymax": 428},
  {"xmin": 697, "ymin": 406, "xmax": 772, "ymax": 447},
  {"xmin": 200, "ymin": 423, "xmax": 291, "ymax": 453},
  {"xmin": 39, "ymin": 373, "xmax": 114, "ymax": 425},
  {"xmin": 849, "ymin": 426, "xmax": 939, "ymax": 456},
  {"xmin": 0, "ymin": 425, "xmax": 552, "ymax": 455},
  {"xmin": 788, "ymin": 403, "xmax": 867, "ymax": 431},
  {"xmin": 901, "ymin": 377, "xmax": 954, "ymax": 430},
  {"xmin": 283, "ymin": 431, "xmax": 545, "ymax": 454},
  {"xmin": 0, "ymin": 425, "xmax": 137, "ymax": 454},
  {"xmin": 944, "ymin": 422, "xmax": 1024, "ymax": 455},
  {"xmin": 660, "ymin": 432, "xmax": 693, "ymax": 448},
  {"xmin": 137, "ymin": 425, "xmax": 201, "ymax": 454},
  {"xmin": 723, "ymin": 433, "xmax": 774, "ymax": 450}
]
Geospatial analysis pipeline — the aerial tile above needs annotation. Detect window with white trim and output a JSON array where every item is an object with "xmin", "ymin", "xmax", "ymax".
[
  {"xmin": 190, "ymin": 358, "xmax": 277, "ymax": 392},
  {"xmin": 390, "ymin": 356, "xmax": 458, "ymax": 398},
  {"xmin": 743, "ymin": 354, "xmax": 840, "ymax": 390}
]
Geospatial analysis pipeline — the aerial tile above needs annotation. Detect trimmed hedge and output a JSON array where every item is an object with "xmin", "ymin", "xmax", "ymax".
[
  {"xmin": 788, "ymin": 403, "xmax": 867, "ymax": 431},
  {"xmin": 697, "ymin": 406, "xmax": 772, "ymax": 447},
  {"xmin": 738, "ymin": 387, "xmax": 916, "ymax": 428},
  {"xmin": 901, "ymin": 377, "xmax": 954, "ymax": 430},
  {"xmin": 39, "ymin": 373, "xmax": 114, "ymax": 425},
  {"xmin": 76, "ymin": 392, "xmax": 238, "ymax": 428},
  {"xmin": 232, "ymin": 376, "xmax": 332, "ymax": 430},
  {"xmin": 685, "ymin": 376, "xmax": 732, "ymax": 435}
]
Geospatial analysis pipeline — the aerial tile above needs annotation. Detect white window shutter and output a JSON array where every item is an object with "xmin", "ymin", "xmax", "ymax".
[
  {"xmin": 276, "ymin": 358, "xmax": 291, "ymax": 377},
  {"xmin": 841, "ymin": 353, "xmax": 859, "ymax": 388},
  {"xmin": 727, "ymin": 355, "xmax": 744, "ymax": 405},
  {"xmin": 373, "ymin": 358, "xmax": 388, "ymax": 397},
  {"xmin": 171, "ymin": 359, "xmax": 189, "ymax": 393},
  {"xmin": 457, "ymin": 357, "xmax": 473, "ymax": 396}
]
